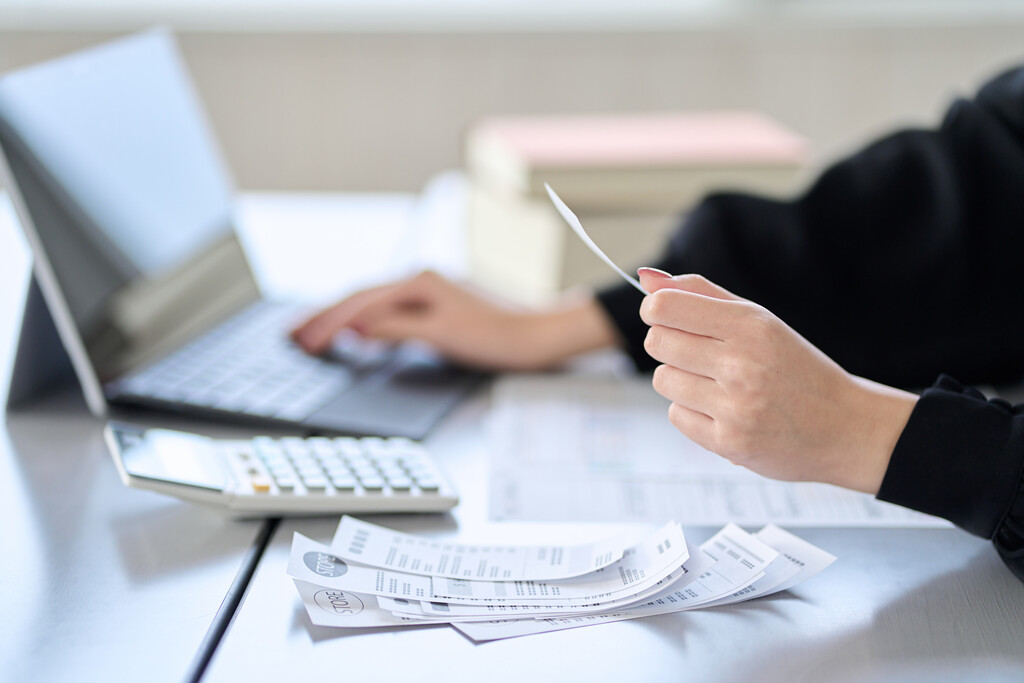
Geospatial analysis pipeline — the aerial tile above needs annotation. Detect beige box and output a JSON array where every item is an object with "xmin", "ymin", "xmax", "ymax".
[{"xmin": 465, "ymin": 111, "xmax": 807, "ymax": 304}]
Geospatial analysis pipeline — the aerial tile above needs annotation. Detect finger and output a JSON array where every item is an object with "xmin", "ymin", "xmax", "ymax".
[
  {"xmin": 359, "ymin": 313, "xmax": 437, "ymax": 346},
  {"xmin": 293, "ymin": 270, "xmax": 447, "ymax": 353},
  {"xmin": 637, "ymin": 269, "xmax": 746, "ymax": 302},
  {"xmin": 639, "ymin": 288, "xmax": 751, "ymax": 341},
  {"xmin": 291, "ymin": 284, "xmax": 397, "ymax": 353},
  {"xmin": 652, "ymin": 364, "xmax": 725, "ymax": 416},
  {"xmin": 666, "ymin": 401, "xmax": 717, "ymax": 452},
  {"xmin": 643, "ymin": 325, "xmax": 724, "ymax": 377},
  {"xmin": 345, "ymin": 284, "xmax": 437, "ymax": 338}
]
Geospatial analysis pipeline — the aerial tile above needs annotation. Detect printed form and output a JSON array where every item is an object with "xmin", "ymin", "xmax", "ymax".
[{"xmin": 488, "ymin": 374, "xmax": 950, "ymax": 528}]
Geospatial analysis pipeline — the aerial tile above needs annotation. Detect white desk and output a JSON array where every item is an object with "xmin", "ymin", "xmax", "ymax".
[
  {"xmin": 204, "ymin": 390, "xmax": 1024, "ymax": 683},
  {"xmin": 3, "ymin": 180, "xmax": 1024, "ymax": 682}
]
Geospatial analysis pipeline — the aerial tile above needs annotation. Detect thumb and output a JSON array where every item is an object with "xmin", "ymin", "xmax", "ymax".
[{"xmin": 637, "ymin": 267, "xmax": 745, "ymax": 302}]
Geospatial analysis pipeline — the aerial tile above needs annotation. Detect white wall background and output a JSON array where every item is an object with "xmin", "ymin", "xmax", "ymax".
[{"xmin": 2, "ymin": 13, "xmax": 1023, "ymax": 193}]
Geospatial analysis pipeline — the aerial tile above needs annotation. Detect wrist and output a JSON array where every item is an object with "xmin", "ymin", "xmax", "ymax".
[
  {"xmin": 831, "ymin": 376, "xmax": 918, "ymax": 494},
  {"xmin": 514, "ymin": 294, "xmax": 620, "ymax": 369}
]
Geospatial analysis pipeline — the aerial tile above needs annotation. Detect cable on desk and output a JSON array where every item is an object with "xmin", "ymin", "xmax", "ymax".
[{"xmin": 184, "ymin": 517, "xmax": 280, "ymax": 683}]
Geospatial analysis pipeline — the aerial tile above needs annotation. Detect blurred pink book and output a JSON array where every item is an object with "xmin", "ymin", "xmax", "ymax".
[{"xmin": 469, "ymin": 111, "xmax": 807, "ymax": 169}]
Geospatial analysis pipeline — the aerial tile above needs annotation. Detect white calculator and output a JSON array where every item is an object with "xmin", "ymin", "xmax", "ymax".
[{"xmin": 103, "ymin": 422, "xmax": 458, "ymax": 516}]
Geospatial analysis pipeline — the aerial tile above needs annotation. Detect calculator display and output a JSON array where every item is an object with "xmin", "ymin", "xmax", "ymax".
[{"xmin": 116, "ymin": 428, "xmax": 227, "ymax": 492}]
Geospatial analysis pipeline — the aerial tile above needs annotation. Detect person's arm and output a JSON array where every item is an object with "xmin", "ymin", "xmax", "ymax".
[
  {"xmin": 637, "ymin": 268, "xmax": 1024, "ymax": 583},
  {"xmin": 599, "ymin": 65, "xmax": 1024, "ymax": 389},
  {"xmin": 879, "ymin": 375, "xmax": 1024, "ymax": 582},
  {"xmin": 635, "ymin": 268, "xmax": 918, "ymax": 494},
  {"xmin": 291, "ymin": 270, "xmax": 619, "ymax": 371}
]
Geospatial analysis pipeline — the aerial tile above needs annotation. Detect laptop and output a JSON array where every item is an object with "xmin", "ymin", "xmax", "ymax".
[{"xmin": 0, "ymin": 29, "xmax": 480, "ymax": 439}]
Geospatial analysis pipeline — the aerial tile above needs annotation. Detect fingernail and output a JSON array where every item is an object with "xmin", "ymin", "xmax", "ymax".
[{"xmin": 638, "ymin": 267, "xmax": 672, "ymax": 279}]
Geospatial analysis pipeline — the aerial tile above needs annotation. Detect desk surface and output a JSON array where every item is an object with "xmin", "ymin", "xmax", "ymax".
[
  {"xmin": 3, "ymin": 183, "xmax": 1024, "ymax": 683},
  {"xmin": 204, "ymin": 391, "xmax": 1024, "ymax": 683}
]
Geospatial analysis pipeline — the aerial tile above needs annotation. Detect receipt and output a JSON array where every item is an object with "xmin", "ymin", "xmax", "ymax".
[
  {"xmin": 452, "ymin": 524, "xmax": 779, "ymax": 641},
  {"xmin": 289, "ymin": 523, "xmax": 688, "ymax": 607},
  {"xmin": 428, "ymin": 522, "xmax": 688, "ymax": 604},
  {"xmin": 288, "ymin": 518, "xmax": 836, "ymax": 641},
  {"xmin": 545, "ymin": 183, "xmax": 648, "ymax": 295},
  {"xmin": 330, "ymin": 515, "xmax": 627, "ymax": 581},
  {"xmin": 293, "ymin": 580, "xmax": 450, "ymax": 629},
  {"xmin": 397, "ymin": 548, "xmax": 714, "ymax": 622}
]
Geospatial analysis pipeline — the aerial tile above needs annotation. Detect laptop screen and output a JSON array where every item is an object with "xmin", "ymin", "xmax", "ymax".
[{"xmin": 0, "ymin": 29, "xmax": 257, "ymax": 381}]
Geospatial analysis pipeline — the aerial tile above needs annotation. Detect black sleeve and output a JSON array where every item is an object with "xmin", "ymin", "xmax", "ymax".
[
  {"xmin": 878, "ymin": 375, "xmax": 1024, "ymax": 582},
  {"xmin": 596, "ymin": 66, "xmax": 1024, "ymax": 389}
]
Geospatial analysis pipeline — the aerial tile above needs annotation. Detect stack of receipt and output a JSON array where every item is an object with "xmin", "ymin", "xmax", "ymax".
[{"xmin": 288, "ymin": 516, "xmax": 835, "ymax": 642}]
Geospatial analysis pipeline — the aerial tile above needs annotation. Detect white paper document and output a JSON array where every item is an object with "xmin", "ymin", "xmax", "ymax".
[
  {"xmin": 488, "ymin": 374, "xmax": 950, "ymax": 528},
  {"xmin": 329, "ymin": 515, "xmax": 626, "ymax": 580},
  {"xmin": 290, "ymin": 517, "xmax": 835, "ymax": 641}
]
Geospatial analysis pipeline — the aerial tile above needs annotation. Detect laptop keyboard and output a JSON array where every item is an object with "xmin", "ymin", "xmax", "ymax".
[{"xmin": 111, "ymin": 302, "xmax": 357, "ymax": 422}]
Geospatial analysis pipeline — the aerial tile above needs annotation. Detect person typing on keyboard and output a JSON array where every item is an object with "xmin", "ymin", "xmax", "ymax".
[{"xmin": 292, "ymin": 64, "xmax": 1024, "ymax": 583}]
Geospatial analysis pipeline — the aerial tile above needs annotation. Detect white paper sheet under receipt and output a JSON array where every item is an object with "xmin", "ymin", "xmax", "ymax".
[{"xmin": 544, "ymin": 183, "xmax": 649, "ymax": 295}]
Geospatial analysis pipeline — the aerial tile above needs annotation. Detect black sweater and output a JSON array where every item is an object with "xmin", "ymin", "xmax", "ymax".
[{"xmin": 595, "ymin": 66, "xmax": 1024, "ymax": 582}]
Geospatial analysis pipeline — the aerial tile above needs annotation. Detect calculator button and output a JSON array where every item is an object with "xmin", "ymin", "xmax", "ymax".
[
  {"xmin": 306, "ymin": 437, "xmax": 334, "ymax": 452},
  {"xmin": 256, "ymin": 445, "xmax": 285, "ymax": 460},
  {"xmin": 276, "ymin": 479, "xmax": 297, "ymax": 493},
  {"xmin": 415, "ymin": 479, "xmax": 441, "ymax": 492},
  {"xmin": 387, "ymin": 477, "xmax": 413, "ymax": 491},
  {"xmin": 332, "ymin": 438, "xmax": 362, "ymax": 456},
  {"xmin": 316, "ymin": 452, "xmax": 342, "ymax": 466},
  {"xmin": 250, "ymin": 476, "xmax": 273, "ymax": 493},
  {"xmin": 360, "ymin": 478, "xmax": 385, "ymax": 492},
  {"xmin": 303, "ymin": 477, "xmax": 328, "ymax": 491}
]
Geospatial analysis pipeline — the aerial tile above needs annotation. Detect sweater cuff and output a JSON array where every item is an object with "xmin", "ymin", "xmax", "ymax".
[
  {"xmin": 877, "ymin": 374, "xmax": 1024, "ymax": 538},
  {"xmin": 594, "ymin": 283, "xmax": 655, "ymax": 372}
]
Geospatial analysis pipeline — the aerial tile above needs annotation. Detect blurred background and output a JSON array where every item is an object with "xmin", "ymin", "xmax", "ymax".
[{"xmin": 2, "ymin": 0, "xmax": 1023, "ymax": 194}]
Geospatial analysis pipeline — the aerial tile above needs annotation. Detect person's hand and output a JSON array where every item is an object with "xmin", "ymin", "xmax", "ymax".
[
  {"xmin": 291, "ymin": 270, "xmax": 620, "ymax": 371},
  {"xmin": 637, "ymin": 267, "xmax": 918, "ymax": 494}
]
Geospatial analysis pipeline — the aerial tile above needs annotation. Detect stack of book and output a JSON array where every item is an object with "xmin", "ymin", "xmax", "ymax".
[{"xmin": 464, "ymin": 111, "xmax": 808, "ymax": 304}]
